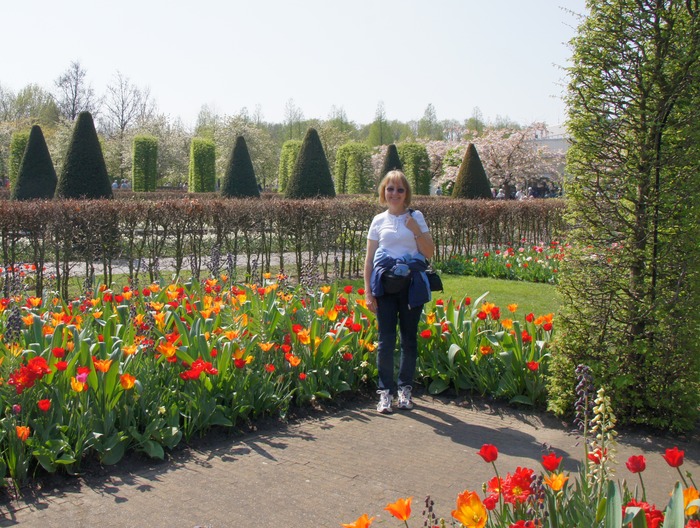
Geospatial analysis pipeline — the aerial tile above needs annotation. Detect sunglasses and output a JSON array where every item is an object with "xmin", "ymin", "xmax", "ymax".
[{"xmin": 385, "ymin": 187, "xmax": 406, "ymax": 194}]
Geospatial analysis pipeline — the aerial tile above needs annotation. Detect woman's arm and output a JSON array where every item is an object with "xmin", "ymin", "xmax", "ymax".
[
  {"xmin": 364, "ymin": 238, "xmax": 379, "ymax": 313},
  {"xmin": 406, "ymin": 215, "xmax": 435, "ymax": 259}
]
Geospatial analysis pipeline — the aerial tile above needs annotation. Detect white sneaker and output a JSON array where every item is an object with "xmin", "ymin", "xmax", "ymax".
[
  {"xmin": 397, "ymin": 385, "xmax": 414, "ymax": 410},
  {"xmin": 376, "ymin": 389, "xmax": 393, "ymax": 414}
]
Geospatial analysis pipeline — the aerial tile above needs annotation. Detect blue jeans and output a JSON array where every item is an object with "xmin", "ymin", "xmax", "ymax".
[{"xmin": 375, "ymin": 288, "xmax": 424, "ymax": 394}]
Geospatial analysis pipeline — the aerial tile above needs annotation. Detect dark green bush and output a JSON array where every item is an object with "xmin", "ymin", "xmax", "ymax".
[
  {"xmin": 188, "ymin": 138, "xmax": 216, "ymax": 193},
  {"xmin": 285, "ymin": 128, "xmax": 335, "ymax": 199},
  {"xmin": 55, "ymin": 111, "xmax": 113, "ymax": 199},
  {"xmin": 451, "ymin": 143, "xmax": 492, "ymax": 199},
  {"xmin": 380, "ymin": 144, "xmax": 403, "ymax": 178},
  {"xmin": 132, "ymin": 135, "xmax": 158, "ymax": 192},
  {"xmin": 11, "ymin": 125, "xmax": 57, "ymax": 200},
  {"xmin": 221, "ymin": 136, "xmax": 260, "ymax": 198}
]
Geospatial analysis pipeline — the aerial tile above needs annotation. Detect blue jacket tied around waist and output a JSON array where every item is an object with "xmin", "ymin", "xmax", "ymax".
[{"xmin": 370, "ymin": 248, "xmax": 431, "ymax": 308}]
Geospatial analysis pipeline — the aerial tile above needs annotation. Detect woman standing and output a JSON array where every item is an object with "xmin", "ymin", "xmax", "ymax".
[{"xmin": 364, "ymin": 170, "xmax": 435, "ymax": 413}]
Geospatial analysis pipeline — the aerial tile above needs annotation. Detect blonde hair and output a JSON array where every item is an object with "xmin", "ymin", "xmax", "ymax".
[{"xmin": 378, "ymin": 170, "xmax": 412, "ymax": 207}]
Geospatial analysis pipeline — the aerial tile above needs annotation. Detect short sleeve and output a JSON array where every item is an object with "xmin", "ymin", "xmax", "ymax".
[{"xmin": 413, "ymin": 210, "xmax": 429, "ymax": 233}]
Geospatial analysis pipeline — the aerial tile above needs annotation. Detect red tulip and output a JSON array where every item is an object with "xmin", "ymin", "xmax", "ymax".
[
  {"xmin": 478, "ymin": 444, "xmax": 499, "ymax": 463},
  {"xmin": 541, "ymin": 452, "xmax": 562, "ymax": 472},
  {"xmin": 662, "ymin": 446, "xmax": 684, "ymax": 468},
  {"xmin": 626, "ymin": 455, "xmax": 646, "ymax": 473}
]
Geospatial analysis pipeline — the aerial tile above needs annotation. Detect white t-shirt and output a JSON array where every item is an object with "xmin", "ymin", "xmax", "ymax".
[{"xmin": 367, "ymin": 209, "xmax": 429, "ymax": 259}]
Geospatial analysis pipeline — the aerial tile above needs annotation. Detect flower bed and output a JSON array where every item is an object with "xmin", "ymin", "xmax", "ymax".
[
  {"xmin": 343, "ymin": 389, "xmax": 700, "ymax": 527},
  {"xmin": 435, "ymin": 242, "xmax": 568, "ymax": 284},
  {"xmin": 0, "ymin": 276, "xmax": 554, "ymax": 489}
]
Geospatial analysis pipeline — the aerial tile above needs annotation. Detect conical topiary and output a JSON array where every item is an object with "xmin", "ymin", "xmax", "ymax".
[
  {"xmin": 221, "ymin": 136, "xmax": 260, "ymax": 198},
  {"xmin": 11, "ymin": 125, "xmax": 57, "ymax": 200},
  {"xmin": 452, "ymin": 143, "xmax": 492, "ymax": 199},
  {"xmin": 380, "ymin": 144, "xmax": 403, "ymax": 178},
  {"xmin": 285, "ymin": 128, "xmax": 336, "ymax": 199},
  {"xmin": 55, "ymin": 111, "xmax": 113, "ymax": 199}
]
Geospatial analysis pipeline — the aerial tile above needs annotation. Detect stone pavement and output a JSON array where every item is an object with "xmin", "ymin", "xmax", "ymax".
[{"xmin": 0, "ymin": 395, "xmax": 698, "ymax": 528}]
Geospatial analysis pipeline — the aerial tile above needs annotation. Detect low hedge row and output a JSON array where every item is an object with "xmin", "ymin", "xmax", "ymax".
[{"xmin": 0, "ymin": 195, "xmax": 566, "ymax": 298}]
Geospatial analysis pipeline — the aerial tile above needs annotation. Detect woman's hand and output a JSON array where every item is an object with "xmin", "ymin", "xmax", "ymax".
[
  {"xmin": 365, "ymin": 292, "xmax": 377, "ymax": 313},
  {"xmin": 405, "ymin": 215, "xmax": 422, "ymax": 238}
]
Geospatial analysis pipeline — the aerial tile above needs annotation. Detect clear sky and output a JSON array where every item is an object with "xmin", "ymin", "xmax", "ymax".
[{"xmin": 1, "ymin": 0, "xmax": 587, "ymax": 129}]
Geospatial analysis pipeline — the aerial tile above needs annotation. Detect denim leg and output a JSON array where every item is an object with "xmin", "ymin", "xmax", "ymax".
[
  {"xmin": 375, "ymin": 293, "xmax": 399, "ymax": 393},
  {"xmin": 397, "ymin": 294, "xmax": 423, "ymax": 388}
]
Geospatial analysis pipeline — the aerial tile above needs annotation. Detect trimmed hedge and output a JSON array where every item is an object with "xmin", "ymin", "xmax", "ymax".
[
  {"xmin": 277, "ymin": 140, "xmax": 302, "ymax": 193},
  {"xmin": 9, "ymin": 130, "xmax": 30, "ymax": 192},
  {"xmin": 132, "ymin": 135, "xmax": 158, "ymax": 192},
  {"xmin": 188, "ymin": 138, "xmax": 216, "ymax": 193},
  {"xmin": 0, "ymin": 196, "xmax": 566, "ymax": 299},
  {"xmin": 397, "ymin": 142, "xmax": 431, "ymax": 195},
  {"xmin": 334, "ymin": 141, "xmax": 373, "ymax": 194}
]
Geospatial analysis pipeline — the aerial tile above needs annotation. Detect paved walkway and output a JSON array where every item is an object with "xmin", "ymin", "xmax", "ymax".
[{"xmin": 1, "ymin": 395, "xmax": 698, "ymax": 528}]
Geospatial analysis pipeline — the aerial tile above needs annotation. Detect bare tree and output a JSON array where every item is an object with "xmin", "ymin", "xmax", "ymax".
[
  {"xmin": 54, "ymin": 60, "xmax": 98, "ymax": 121},
  {"xmin": 101, "ymin": 71, "xmax": 154, "ymax": 137},
  {"xmin": 101, "ymin": 72, "xmax": 156, "ymax": 184}
]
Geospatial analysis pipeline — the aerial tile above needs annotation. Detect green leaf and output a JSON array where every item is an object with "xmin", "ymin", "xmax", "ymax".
[
  {"xmin": 663, "ymin": 482, "xmax": 685, "ymax": 528},
  {"xmin": 429, "ymin": 378, "xmax": 450, "ymax": 394},
  {"xmin": 604, "ymin": 481, "xmax": 622, "ymax": 527},
  {"xmin": 141, "ymin": 440, "xmax": 165, "ymax": 460}
]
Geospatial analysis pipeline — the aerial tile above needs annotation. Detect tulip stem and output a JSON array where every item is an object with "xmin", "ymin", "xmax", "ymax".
[
  {"xmin": 638, "ymin": 472, "xmax": 647, "ymax": 503},
  {"xmin": 676, "ymin": 467, "xmax": 689, "ymax": 488}
]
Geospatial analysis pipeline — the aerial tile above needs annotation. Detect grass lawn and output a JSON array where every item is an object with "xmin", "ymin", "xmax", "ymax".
[{"xmin": 342, "ymin": 275, "xmax": 560, "ymax": 316}]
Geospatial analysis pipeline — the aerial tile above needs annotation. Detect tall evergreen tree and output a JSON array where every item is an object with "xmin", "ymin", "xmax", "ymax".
[
  {"xmin": 285, "ymin": 128, "xmax": 335, "ymax": 199},
  {"xmin": 11, "ymin": 125, "xmax": 57, "ymax": 200},
  {"xmin": 380, "ymin": 144, "xmax": 403, "ymax": 178},
  {"xmin": 55, "ymin": 111, "xmax": 113, "ymax": 199},
  {"xmin": 221, "ymin": 135, "xmax": 260, "ymax": 198},
  {"xmin": 451, "ymin": 143, "xmax": 492, "ymax": 199},
  {"xmin": 549, "ymin": 0, "xmax": 700, "ymax": 431}
]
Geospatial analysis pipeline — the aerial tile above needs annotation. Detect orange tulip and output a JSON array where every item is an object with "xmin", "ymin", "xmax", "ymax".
[
  {"xmin": 543, "ymin": 472, "xmax": 569, "ymax": 492},
  {"xmin": 120, "ymin": 373, "xmax": 136, "ymax": 390},
  {"xmin": 16, "ymin": 425, "xmax": 30, "ymax": 442},
  {"xmin": 685, "ymin": 487, "xmax": 699, "ymax": 516},
  {"xmin": 341, "ymin": 513, "xmax": 375, "ymax": 528},
  {"xmin": 451, "ymin": 490, "xmax": 487, "ymax": 528},
  {"xmin": 93, "ymin": 358, "xmax": 113, "ymax": 373},
  {"xmin": 385, "ymin": 496, "xmax": 412, "ymax": 521}
]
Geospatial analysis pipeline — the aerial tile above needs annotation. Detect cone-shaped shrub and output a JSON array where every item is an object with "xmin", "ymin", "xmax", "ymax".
[
  {"xmin": 188, "ymin": 138, "xmax": 216, "ymax": 192},
  {"xmin": 380, "ymin": 143, "xmax": 403, "ymax": 178},
  {"xmin": 221, "ymin": 136, "xmax": 260, "ymax": 198},
  {"xmin": 11, "ymin": 125, "xmax": 57, "ymax": 200},
  {"xmin": 285, "ymin": 128, "xmax": 336, "ymax": 199},
  {"xmin": 55, "ymin": 111, "xmax": 113, "ymax": 199},
  {"xmin": 9, "ymin": 131, "xmax": 30, "ymax": 191},
  {"xmin": 132, "ymin": 135, "xmax": 158, "ymax": 192},
  {"xmin": 452, "ymin": 143, "xmax": 492, "ymax": 199}
]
